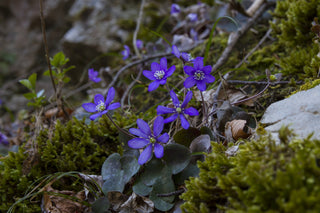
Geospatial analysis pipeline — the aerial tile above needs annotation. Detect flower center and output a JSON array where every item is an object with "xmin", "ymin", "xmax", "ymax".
[
  {"xmin": 149, "ymin": 137, "xmax": 156, "ymax": 144},
  {"xmin": 194, "ymin": 70, "xmax": 205, "ymax": 80},
  {"xmin": 176, "ymin": 107, "xmax": 182, "ymax": 113},
  {"xmin": 154, "ymin": 70, "xmax": 165, "ymax": 80},
  {"xmin": 95, "ymin": 101, "xmax": 106, "ymax": 112}
]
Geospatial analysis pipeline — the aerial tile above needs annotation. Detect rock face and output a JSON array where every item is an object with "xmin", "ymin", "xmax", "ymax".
[{"xmin": 260, "ymin": 85, "xmax": 320, "ymax": 141}]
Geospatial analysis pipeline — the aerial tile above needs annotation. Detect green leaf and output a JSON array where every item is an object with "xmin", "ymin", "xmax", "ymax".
[
  {"xmin": 139, "ymin": 158, "xmax": 165, "ymax": 186},
  {"xmin": 43, "ymin": 70, "xmax": 57, "ymax": 76},
  {"xmin": 101, "ymin": 153, "xmax": 124, "ymax": 194},
  {"xmin": 19, "ymin": 79, "xmax": 32, "ymax": 91},
  {"xmin": 28, "ymin": 73, "xmax": 37, "ymax": 90},
  {"xmin": 133, "ymin": 178, "xmax": 153, "ymax": 196},
  {"xmin": 200, "ymin": 126, "xmax": 216, "ymax": 141},
  {"xmin": 120, "ymin": 155, "xmax": 140, "ymax": 184},
  {"xmin": 149, "ymin": 166, "xmax": 175, "ymax": 211},
  {"xmin": 91, "ymin": 197, "xmax": 110, "ymax": 213},
  {"xmin": 51, "ymin": 51, "xmax": 68, "ymax": 67},
  {"xmin": 23, "ymin": 92, "xmax": 36, "ymax": 100},
  {"xmin": 63, "ymin": 76, "xmax": 70, "ymax": 83},
  {"xmin": 173, "ymin": 127, "xmax": 201, "ymax": 147},
  {"xmin": 163, "ymin": 144, "xmax": 191, "ymax": 175},
  {"xmin": 63, "ymin": 65, "xmax": 75, "ymax": 74},
  {"xmin": 173, "ymin": 162, "xmax": 200, "ymax": 185}
]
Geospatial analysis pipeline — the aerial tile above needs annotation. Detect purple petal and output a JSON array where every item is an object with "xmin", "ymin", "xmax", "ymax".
[
  {"xmin": 105, "ymin": 87, "xmax": 115, "ymax": 106},
  {"xmin": 138, "ymin": 144, "xmax": 153, "ymax": 165},
  {"xmin": 164, "ymin": 113, "xmax": 178, "ymax": 123},
  {"xmin": 181, "ymin": 91, "xmax": 193, "ymax": 108},
  {"xmin": 180, "ymin": 114, "xmax": 190, "ymax": 129},
  {"xmin": 184, "ymin": 107, "xmax": 199, "ymax": 116},
  {"xmin": 157, "ymin": 133, "xmax": 169, "ymax": 143},
  {"xmin": 143, "ymin": 70, "xmax": 156, "ymax": 81},
  {"xmin": 137, "ymin": 119, "xmax": 151, "ymax": 136},
  {"xmin": 89, "ymin": 112, "xmax": 102, "ymax": 121},
  {"xmin": 184, "ymin": 77, "xmax": 196, "ymax": 88},
  {"xmin": 128, "ymin": 138, "xmax": 149, "ymax": 149},
  {"xmin": 82, "ymin": 103, "xmax": 97, "ymax": 113},
  {"xmin": 196, "ymin": 80, "xmax": 206, "ymax": 91},
  {"xmin": 184, "ymin": 66, "xmax": 195, "ymax": 75},
  {"xmin": 153, "ymin": 116, "xmax": 164, "ymax": 137},
  {"xmin": 202, "ymin": 65, "xmax": 212, "ymax": 74},
  {"xmin": 204, "ymin": 75, "xmax": 215, "ymax": 83},
  {"xmin": 107, "ymin": 102, "xmax": 120, "ymax": 110},
  {"xmin": 169, "ymin": 90, "xmax": 180, "ymax": 106},
  {"xmin": 154, "ymin": 143, "xmax": 164, "ymax": 158},
  {"xmin": 129, "ymin": 128, "xmax": 149, "ymax": 138},
  {"xmin": 157, "ymin": 105, "xmax": 176, "ymax": 114},
  {"xmin": 92, "ymin": 77, "xmax": 101, "ymax": 83},
  {"xmin": 166, "ymin": 65, "xmax": 175, "ymax": 77},
  {"xmin": 160, "ymin": 57, "xmax": 167, "ymax": 70},
  {"xmin": 94, "ymin": 94, "xmax": 104, "ymax": 105},
  {"xmin": 172, "ymin": 45, "xmax": 180, "ymax": 58},
  {"xmin": 193, "ymin": 57, "xmax": 204, "ymax": 69},
  {"xmin": 148, "ymin": 81, "xmax": 160, "ymax": 91},
  {"xmin": 151, "ymin": 62, "xmax": 160, "ymax": 72},
  {"xmin": 171, "ymin": 3, "xmax": 180, "ymax": 14},
  {"xmin": 181, "ymin": 53, "xmax": 192, "ymax": 62},
  {"xmin": 159, "ymin": 79, "xmax": 167, "ymax": 85}
]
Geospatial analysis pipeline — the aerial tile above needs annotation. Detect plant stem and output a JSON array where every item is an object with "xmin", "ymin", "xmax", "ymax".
[
  {"xmin": 105, "ymin": 113, "xmax": 134, "ymax": 138},
  {"xmin": 200, "ymin": 91, "xmax": 208, "ymax": 125}
]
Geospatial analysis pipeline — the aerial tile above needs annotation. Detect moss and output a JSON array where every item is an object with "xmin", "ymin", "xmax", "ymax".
[
  {"xmin": 0, "ymin": 111, "xmax": 142, "ymax": 211},
  {"xmin": 181, "ymin": 126, "xmax": 320, "ymax": 212},
  {"xmin": 289, "ymin": 78, "xmax": 320, "ymax": 96}
]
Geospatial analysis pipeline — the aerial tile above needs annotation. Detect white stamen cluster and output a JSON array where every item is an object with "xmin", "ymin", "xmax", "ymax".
[
  {"xmin": 194, "ymin": 70, "xmax": 205, "ymax": 80},
  {"xmin": 154, "ymin": 70, "xmax": 165, "ymax": 80},
  {"xmin": 95, "ymin": 100, "xmax": 106, "ymax": 112}
]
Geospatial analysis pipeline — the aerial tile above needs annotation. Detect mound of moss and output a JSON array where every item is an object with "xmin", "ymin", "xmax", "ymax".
[
  {"xmin": 0, "ymin": 113, "xmax": 136, "ymax": 212},
  {"xmin": 181, "ymin": 127, "xmax": 320, "ymax": 212}
]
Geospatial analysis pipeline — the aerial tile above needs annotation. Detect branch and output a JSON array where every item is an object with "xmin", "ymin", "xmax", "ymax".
[{"xmin": 133, "ymin": 0, "xmax": 146, "ymax": 59}]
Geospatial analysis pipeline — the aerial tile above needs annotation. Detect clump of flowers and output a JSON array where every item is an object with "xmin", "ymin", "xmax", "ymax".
[
  {"xmin": 184, "ymin": 57, "xmax": 215, "ymax": 91},
  {"xmin": 128, "ymin": 116, "xmax": 169, "ymax": 165},
  {"xmin": 157, "ymin": 90, "xmax": 199, "ymax": 129},
  {"xmin": 121, "ymin": 45, "xmax": 130, "ymax": 60},
  {"xmin": 143, "ymin": 57, "xmax": 176, "ymax": 91},
  {"xmin": 82, "ymin": 87, "xmax": 120, "ymax": 120},
  {"xmin": 88, "ymin": 68, "xmax": 101, "ymax": 83}
]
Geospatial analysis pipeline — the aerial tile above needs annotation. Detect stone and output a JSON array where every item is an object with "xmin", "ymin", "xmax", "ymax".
[{"xmin": 260, "ymin": 85, "xmax": 320, "ymax": 141}]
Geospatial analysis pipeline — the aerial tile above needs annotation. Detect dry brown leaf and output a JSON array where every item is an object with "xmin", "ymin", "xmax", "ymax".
[{"xmin": 225, "ymin": 119, "xmax": 252, "ymax": 141}]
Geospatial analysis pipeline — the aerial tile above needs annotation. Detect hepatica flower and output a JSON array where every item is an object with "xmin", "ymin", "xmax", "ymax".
[
  {"xmin": 88, "ymin": 68, "xmax": 101, "ymax": 83},
  {"xmin": 143, "ymin": 57, "xmax": 175, "ymax": 91},
  {"xmin": 0, "ymin": 132, "xmax": 9, "ymax": 146},
  {"xmin": 121, "ymin": 45, "xmax": 130, "ymax": 60},
  {"xmin": 184, "ymin": 57, "xmax": 215, "ymax": 91},
  {"xmin": 187, "ymin": 13, "xmax": 198, "ymax": 22},
  {"xmin": 136, "ymin": 39, "xmax": 143, "ymax": 49},
  {"xmin": 128, "ymin": 116, "xmax": 169, "ymax": 165},
  {"xmin": 172, "ymin": 45, "xmax": 193, "ymax": 63},
  {"xmin": 157, "ymin": 90, "xmax": 199, "ymax": 129},
  {"xmin": 171, "ymin": 3, "xmax": 180, "ymax": 14},
  {"xmin": 82, "ymin": 87, "xmax": 120, "ymax": 120}
]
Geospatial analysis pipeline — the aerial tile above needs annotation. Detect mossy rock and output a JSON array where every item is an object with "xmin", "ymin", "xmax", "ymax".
[{"xmin": 181, "ymin": 126, "xmax": 320, "ymax": 212}]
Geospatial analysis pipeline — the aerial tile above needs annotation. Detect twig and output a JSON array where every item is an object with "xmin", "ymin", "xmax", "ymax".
[
  {"xmin": 211, "ymin": 2, "xmax": 269, "ymax": 73},
  {"xmin": 133, "ymin": 0, "xmax": 146, "ymax": 59},
  {"xmin": 157, "ymin": 188, "xmax": 185, "ymax": 197},
  {"xmin": 105, "ymin": 113, "xmax": 134, "ymax": 138},
  {"xmin": 231, "ymin": 81, "xmax": 270, "ymax": 105},
  {"xmin": 120, "ymin": 67, "xmax": 143, "ymax": 108},
  {"xmin": 226, "ymin": 80, "xmax": 303, "ymax": 85},
  {"xmin": 235, "ymin": 28, "xmax": 272, "ymax": 68},
  {"xmin": 39, "ymin": 0, "xmax": 56, "ymax": 94}
]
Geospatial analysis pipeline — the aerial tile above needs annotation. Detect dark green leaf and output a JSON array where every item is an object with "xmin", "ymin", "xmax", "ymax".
[
  {"xmin": 120, "ymin": 155, "xmax": 140, "ymax": 184},
  {"xmin": 173, "ymin": 162, "xmax": 200, "ymax": 185},
  {"xmin": 163, "ymin": 144, "xmax": 191, "ymax": 175},
  {"xmin": 23, "ymin": 92, "xmax": 36, "ymax": 100},
  {"xmin": 139, "ymin": 158, "xmax": 165, "ymax": 186},
  {"xmin": 101, "ymin": 153, "xmax": 124, "ymax": 194},
  {"xmin": 173, "ymin": 127, "xmax": 201, "ymax": 147},
  {"xmin": 200, "ymin": 126, "xmax": 216, "ymax": 141},
  {"xmin": 133, "ymin": 178, "xmax": 153, "ymax": 196},
  {"xmin": 91, "ymin": 197, "xmax": 110, "ymax": 213}
]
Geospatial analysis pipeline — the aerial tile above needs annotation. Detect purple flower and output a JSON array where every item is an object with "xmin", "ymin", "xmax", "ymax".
[
  {"xmin": 82, "ymin": 87, "xmax": 120, "ymax": 120},
  {"xmin": 187, "ymin": 13, "xmax": 198, "ymax": 22},
  {"xmin": 88, "ymin": 68, "xmax": 101, "ymax": 83},
  {"xmin": 0, "ymin": 132, "xmax": 9, "ymax": 146},
  {"xmin": 183, "ymin": 57, "xmax": 215, "ymax": 91},
  {"xmin": 157, "ymin": 90, "xmax": 199, "ymax": 129},
  {"xmin": 172, "ymin": 45, "xmax": 193, "ymax": 63},
  {"xmin": 171, "ymin": 3, "xmax": 180, "ymax": 14},
  {"xmin": 121, "ymin": 45, "xmax": 130, "ymax": 60},
  {"xmin": 136, "ymin": 39, "xmax": 143, "ymax": 49},
  {"xmin": 143, "ymin": 57, "xmax": 175, "ymax": 91},
  {"xmin": 128, "ymin": 116, "xmax": 169, "ymax": 165},
  {"xmin": 190, "ymin": 28, "xmax": 198, "ymax": 41}
]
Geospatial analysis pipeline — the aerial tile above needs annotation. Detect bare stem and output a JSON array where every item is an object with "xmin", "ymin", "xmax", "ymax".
[{"xmin": 105, "ymin": 113, "xmax": 134, "ymax": 138}]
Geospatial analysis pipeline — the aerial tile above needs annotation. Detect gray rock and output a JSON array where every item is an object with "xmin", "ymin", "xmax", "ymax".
[{"xmin": 260, "ymin": 85, "xmax": 320, "ymax": 141}]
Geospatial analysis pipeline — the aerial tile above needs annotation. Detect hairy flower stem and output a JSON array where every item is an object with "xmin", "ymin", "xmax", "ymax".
[
  {"xmin": 105, "ymin": 113, "xmax": 134, "ymax": 138},
  {"xmin": 200, "ymin": 91, "xmax": 208, "ymax": 125}
]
